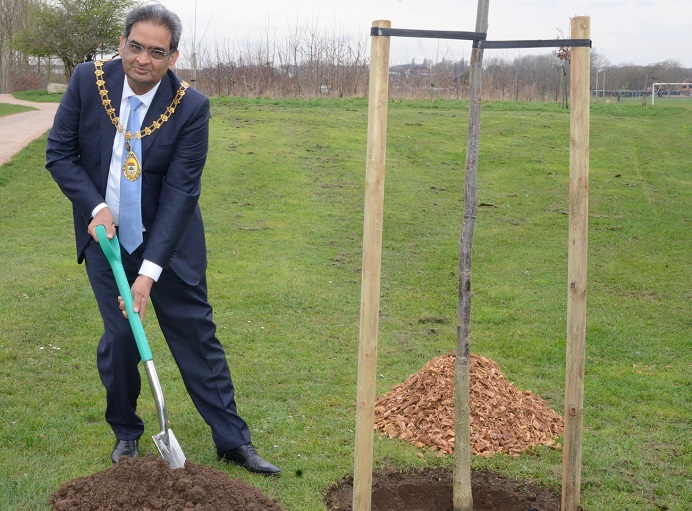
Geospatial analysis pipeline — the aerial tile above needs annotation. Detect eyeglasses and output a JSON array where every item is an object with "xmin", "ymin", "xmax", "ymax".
[{"xmin": 123, "ymin": 41, "xmax": 174, "ymax": 61}]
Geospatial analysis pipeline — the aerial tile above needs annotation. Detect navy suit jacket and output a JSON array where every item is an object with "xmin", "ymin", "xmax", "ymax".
[{"xmin": 47, "ymin": 59, "xmax": 210, "ymax": 286}]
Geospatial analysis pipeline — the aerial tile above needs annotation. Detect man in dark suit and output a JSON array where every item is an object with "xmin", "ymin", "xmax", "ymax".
[{"xmin": 46, "ymin": 4, "xmax": 280, "ymax": 475}]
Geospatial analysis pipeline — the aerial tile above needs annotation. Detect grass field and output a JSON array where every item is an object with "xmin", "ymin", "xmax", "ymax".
[
  {"xmin": 0, "ymin": 96, "xmax": 689, "ymax": 511},
  {"xmin": 12, "ymin": 90, "xmax": 63, "ymax": 103},
  {"xmin": 0, "ymin": 103, "xmax": 33, "ymax": 117}
]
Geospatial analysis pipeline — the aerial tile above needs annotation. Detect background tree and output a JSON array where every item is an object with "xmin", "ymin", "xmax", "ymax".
[
  {"xmin": 0, "ymin": 0, "xmax": 30, "ymax": 93},
  {"xmin": 13, "ymin": 0, "xmax": 134, "ymax": 79}
]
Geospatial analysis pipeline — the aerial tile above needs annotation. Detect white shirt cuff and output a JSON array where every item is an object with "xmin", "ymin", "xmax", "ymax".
[
  {"xmin": 92, "ymin": 202, "xmax": 108, "ymax": 218},
  {"xmin": 139, "ymin": 260, "xmax": 163, "ymax": 282}
]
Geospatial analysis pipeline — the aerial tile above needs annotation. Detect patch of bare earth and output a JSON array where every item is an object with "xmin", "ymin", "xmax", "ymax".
[{"xmin": 325, "ymin": 466, "xmax": 562, "ymax": 511}]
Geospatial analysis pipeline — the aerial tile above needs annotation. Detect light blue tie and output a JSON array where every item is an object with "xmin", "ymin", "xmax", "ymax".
[{"xmin": 119, "ymin": 97, "xmax": 144, "ymax": 254}]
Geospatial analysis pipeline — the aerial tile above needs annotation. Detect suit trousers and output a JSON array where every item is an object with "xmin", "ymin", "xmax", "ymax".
[{"xmin": 83, "ymin": 237, "xmax": 252, "ymax": 452}]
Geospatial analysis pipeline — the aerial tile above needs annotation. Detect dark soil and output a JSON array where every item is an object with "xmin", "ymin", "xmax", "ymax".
[
  {"xmin": 50, "ymin": 455, "xmax": 287, "ymax": 511},
  {"xmin": 50, "ymin": 456, "xmax": 563, "ymax": 511},
  {"xmin": 325, "ymin": 466, "xmax": 562, "ymax": 511}
]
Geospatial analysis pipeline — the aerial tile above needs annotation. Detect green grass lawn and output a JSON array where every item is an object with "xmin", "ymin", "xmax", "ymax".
[
  {"xmin": 0, "ymin": 97, "xmax": 689, "ymax": 511},
  {"xmin": 0, "ymin": 103, "xmax": 34, "ymax": 117},
  {"xmin": 11, "ymin": 90, "xmax": 64, "ymax": 103}
]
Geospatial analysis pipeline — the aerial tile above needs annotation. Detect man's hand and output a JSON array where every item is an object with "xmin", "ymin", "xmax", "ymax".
[
  {"xmin": 119, "ymin": 275, "xmax": 155, "ymax": 322},
  {"xmin": 88, "ymin": 208, "xmax": 116, "ymax": 241}
]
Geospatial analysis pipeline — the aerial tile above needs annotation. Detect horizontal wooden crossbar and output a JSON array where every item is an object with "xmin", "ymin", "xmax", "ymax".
[
  {"xmin": 370, "ymin": 27, "xmax": 592, "ymax": 49},
  {"xmin": 370, "ymin": 27, "xmax": 486, "ymax": 41},
  {"xmin": 477, "ymin": 39, "xmax": 591, "ymax": 49}
]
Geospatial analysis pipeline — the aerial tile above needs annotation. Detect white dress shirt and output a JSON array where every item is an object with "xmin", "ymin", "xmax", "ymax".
[{"xmin": 92, "ymin": 77, "xmax": 163, "ymax": 281}]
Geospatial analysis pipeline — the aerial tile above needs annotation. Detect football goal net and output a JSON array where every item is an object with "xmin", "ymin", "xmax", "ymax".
[{"xmin": 651, "ymin": 82, "xmax": 692, "ymax": 105}]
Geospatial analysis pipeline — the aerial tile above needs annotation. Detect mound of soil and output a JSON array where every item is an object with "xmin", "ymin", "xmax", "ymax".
[
  {"xmin": 374, "ymin": 352, "xmax": 564, "ymax": 456},
  {"xmin": 50, "ymin": 455, "xmax": 287, "ymax": 511},
  {"xmin": 325, "ymin": 466, "xmax": 561, "ymax": 511}
]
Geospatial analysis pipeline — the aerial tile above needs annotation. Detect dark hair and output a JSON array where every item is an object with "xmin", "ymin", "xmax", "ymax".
[{"xmin": 124, "ymin": 4, "xmax": 183, "ymax": 52}]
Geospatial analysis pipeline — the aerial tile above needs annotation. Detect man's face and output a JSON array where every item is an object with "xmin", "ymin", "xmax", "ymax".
[{"xmin": 119, "ymin": 21, "xmax": 179, "ymax": 95}]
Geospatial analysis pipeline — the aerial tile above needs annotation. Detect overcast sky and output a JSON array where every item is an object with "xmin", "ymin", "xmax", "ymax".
[{"xmin": 157, "ymin": 0, "xmax": 690, "ymax": 68}]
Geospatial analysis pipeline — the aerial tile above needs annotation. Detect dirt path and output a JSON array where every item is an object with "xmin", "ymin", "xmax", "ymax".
[{"xmin": 0, "ymin": 93, "xmax": 59, "ymax": 166}]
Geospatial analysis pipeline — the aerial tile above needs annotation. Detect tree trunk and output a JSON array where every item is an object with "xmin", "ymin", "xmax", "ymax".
[{"xmin": 453, "ymin": 1, "xmax": 489, "ymax": 510}]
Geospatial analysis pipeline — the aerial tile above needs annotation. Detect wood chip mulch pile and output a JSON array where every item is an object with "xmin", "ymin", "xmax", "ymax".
[{"xmin": 374, "ymin": 352, "xmax": 564, "ymax": 457}]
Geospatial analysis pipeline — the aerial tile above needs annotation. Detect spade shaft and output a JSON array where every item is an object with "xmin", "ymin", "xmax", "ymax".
[{"xmin": 95, "ymin": 225, "xmax": 186, "ymax": 469}]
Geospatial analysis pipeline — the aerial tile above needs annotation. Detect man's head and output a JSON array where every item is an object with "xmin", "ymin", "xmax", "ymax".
[
  {"xmin": 124, "ymin": 4, "xmax": 183, "ymax": 53},
  {"xmin": 119, "ymin": 4, "xmax": 182, "ymax": 95}
]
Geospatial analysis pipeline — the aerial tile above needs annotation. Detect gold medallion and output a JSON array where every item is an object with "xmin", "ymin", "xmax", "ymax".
[{"xmin": 123, "ymin": 151, "xmax": 142, "ymax": 181}]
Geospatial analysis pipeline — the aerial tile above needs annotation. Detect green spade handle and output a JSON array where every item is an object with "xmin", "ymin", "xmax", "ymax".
[{"xmin": 95, "ymin": 224, "xmax": 153, "ymax": 362}]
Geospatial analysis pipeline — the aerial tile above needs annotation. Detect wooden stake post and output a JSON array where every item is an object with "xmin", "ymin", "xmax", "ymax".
[
  {"xmin": 353, "ymin": 20, "xmax": 391, "ymax": 511},
  {"xmin": 562, "ymin": 16, "xmax": 590, "ymax": 511}
]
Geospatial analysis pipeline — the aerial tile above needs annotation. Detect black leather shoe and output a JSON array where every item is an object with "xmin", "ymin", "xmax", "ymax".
[
  {"xmin": 111, "ymin": 439, "xmax": 139, "ymax": 463},
  {"xmin": 217, "ymin": 443, "xmax": 281, "ymax": 475}
]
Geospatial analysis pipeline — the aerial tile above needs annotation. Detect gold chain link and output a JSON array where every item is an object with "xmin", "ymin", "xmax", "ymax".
[{"xmin": 94, "ymin": 60, "xmax": 189, "ymax": 141}]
